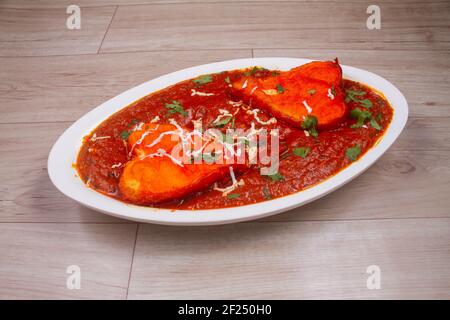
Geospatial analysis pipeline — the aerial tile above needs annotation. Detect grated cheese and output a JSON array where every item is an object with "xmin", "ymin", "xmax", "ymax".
[
  {"xmin": 302, "ymin": 100, "xmax": 313, "ymax": 114},
  {"xmin": 248, "ymin": 108, "xmax": 277, "ymax": 125},
  {"xmin": 90, "ymin": 133, "xmax": 111, "ymax": 142},
  {"xmin": 262, "ymin": 89, "xmax": 278, "ymax": 96},
  {"xmin": 327, "ymin": 88, "xmax": 335, "ymax": 100},
  {"xmin": 191, "ymin": 89, "xmax": 215, "ymax": 97},
  {"xmin": 213, "ymin": 166, "xmax": 245, "ymax": 196}
]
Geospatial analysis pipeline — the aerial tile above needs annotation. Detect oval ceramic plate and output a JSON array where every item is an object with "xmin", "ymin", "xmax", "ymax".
[{"xmin": 48, "ymin": 58, "xmax": 408, "ymax": 225}]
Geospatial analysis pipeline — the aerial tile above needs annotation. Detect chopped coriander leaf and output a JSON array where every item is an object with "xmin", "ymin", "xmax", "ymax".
[
  {"xmin": 267, "ymin": 172, "xmax": 285, "ymax": 182},
  {"xmin": 293, "ymin": 147, "xmax": 311, "ymax": 158},
  {"xmin": 345, "ymin": 89, "xmax": 366, "ymax": 103},
  {"xmin": 376, "ymin": 112, "xmax": 383, "ymax": 123},
  {"xmin": 359, "ymin": 99, "xmax": 373, "ymax": 108},
  {"xmin": 130, "ymin": 119, "xmax": 139, "ymax": 125},
  {"xmin": 301, "ymin": 115, "xmax": 319, "ymax": 138},
  {"xmin": 271, "ymin": 71, "xmax": 280, "ymax": 76},
  {"xmin": 370, "ymin": 118, "xmax": 382, "ymax": 130},
  {"xmin": 192, "ymin": 74, "xmax": 212, "ymax": 85},
  {"xmin": 224, "ymin": 76, "xmax": 231, "ymax": 84},
  {"xmin": 345, "ymin": 89, "xmax": 366, "ymax": 101},
  {"xmin": 212, "ymin": 115, "xmax": 232, "ymax": 128},
  {"xmin": 350, "ymin": 108, "xmax": 372, "ymax": 128},
  {"xmin": 345, "ymin": 145, "xmax": 361, "ymax": 161},
  {"xmin": 331, "ymin": 85, "xmax": 336, "ymax": 96},
  {"xmin": 244, "ymin": 66, "xmax": 266, "ymax": 76},
  {"xmin": 120, "ymin": 130, "xmax": 131, "ymax": 140},
  {"xmin": 345, "ymin": 89, "xmax": 372, "ymax": 108},
  {"xmin": 251, "ymin": 66, "xmax": 266, "ymax": 74},
  {"xmin": 165, "ymin": 100, "xmax": 188, "ymax": 116},
  {"xmin": 276, "ymin": 84, "xmax": 285, "ymax": 93},
  {"xmin": 227, "ymin": 193, "xmax": 240, "ymax": 199},
  {"xmin": 262, "ymin": 186, "xmax": 272, "ymax": 200},
  {"xmin": 307, "ymin": 89, "xmax": 316, "ymax": 95}
]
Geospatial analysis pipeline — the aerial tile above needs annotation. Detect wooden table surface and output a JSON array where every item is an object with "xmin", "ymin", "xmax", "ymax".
[{"xmin": 1, "ymin": 0, "xmax": 449, "ymax": 299}]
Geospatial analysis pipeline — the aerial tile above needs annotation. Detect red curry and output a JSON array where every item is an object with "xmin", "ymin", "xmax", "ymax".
[{"xmin": 76, "ymin": 63, "xmax": 393, "ymax": 210}]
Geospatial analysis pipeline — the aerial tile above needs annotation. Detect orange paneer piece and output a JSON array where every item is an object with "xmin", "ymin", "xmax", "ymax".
[
  {"xmin": 119, "ymin": 122, "xmax": 241, "ymax": 205},
  {"xmin": 231, "ymin": 60, "xmax": 347, "ymax": 129}
]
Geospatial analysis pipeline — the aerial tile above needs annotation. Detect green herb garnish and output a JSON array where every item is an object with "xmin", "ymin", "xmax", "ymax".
[
  {"xmin": 350, "ymin": 108, "xmax": 372, "ymax": 128},
  {"xmin": 376, "ymin": 112, "xmax": 383, "ymax": 123},
  {"xmin": 301, "ymin": 115, "xmax": 319, "ymax": 138},
  {"xmin": 370, "ymin": 118, "xmax": 382, "ymax": 130},
  {"xmin": 224, "ymin": 76, "xmax": 231, "ymax": 84},
  {"xmin": 293, "ymin": 147, "xmax": 311, "ymax": 158},
  {"xmin": 165, "ymin": 100, "xmax": 188, "ymax": 116},
  {"xmin": 212, "ymin": 115, "xmax": 233, "ymax": 128},
  {"xmin": 345, "ymin": 89, "xmax": 372, "ymax": 108},
  {"xmin": 276, "ymin": 84, "xmax": 285, "ymax": 94},
  {"xmin": 192, "ymin": 74, "xmax": 213, "ymax": 85},
  {"xmin": 331, "ymin": 85, "xmax": 336, "ymax": 96},
  {"xmin": 359, "ymin": 99, "xmax": 373, "ymax": 108},
  {"xmin": 267, "ymin": 172, "xmax": 285, "ymax": 182},
  {"xmin": 345, "ymin": 89, "xmax": 366, "ymax": 103},
  {"xmin": 120, "ymin": 130, "xmax": 131, "ymax": 140},
  {"xmin": 244, "ymin": 66, "xmax": 266, "ymax": 76},
  {"xmin": 307, "ymin": 89, "xmax": 316, "ymax": 95},
  {"xmin": 345, "ymin": 145, "xmax": 361, "ymax": 161},
  {"xmin": 227, "ymin": 193, "xmax": 240, "ymax": 199}
]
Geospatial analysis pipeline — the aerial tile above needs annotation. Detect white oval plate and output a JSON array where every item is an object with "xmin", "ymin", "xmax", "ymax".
[{"xmin": 48, "ymin": 58, "xmax": 408, "ymax": 225}]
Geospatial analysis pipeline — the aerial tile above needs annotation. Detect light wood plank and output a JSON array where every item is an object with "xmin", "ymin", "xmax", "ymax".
[
  {"xmin": 0, "ymin": 0, "xmax": 433, "ymax": 9},
  {"xmin": 1, "ymin": 118, "xmax": 449, "ymax": 222},
  {"xmin": 254, "ymin": 49, "xmax": 450, "ymax": 118},
  {"xmin": 0, "ymin": 123, "xmax": 123, "ymax": 222},
  {"xmin": 0, "ymin": 50, "xmax": 251, "ymax": 123},
  {"xmin": 0, "ymin": 6, "xmax": 116, "ymax": 57},
  {"xmin": 128, "ymin": 219, "xmax": 450, "ymax": 299},
  {"xmin": 0, "ymin": 223, "xmax": 137, "ymax": 299},
  {"xmin": 1, "ymin": 50, "xmax": 447, "ymax": 123},
  {"xmin": 101, "ymin": 2, "xmax": 450, "ymax": 53}
]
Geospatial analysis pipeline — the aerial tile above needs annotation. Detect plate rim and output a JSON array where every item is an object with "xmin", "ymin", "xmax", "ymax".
[{"xmin": 48, "ymin": 57, "xmax": 408, "ymax": 225}]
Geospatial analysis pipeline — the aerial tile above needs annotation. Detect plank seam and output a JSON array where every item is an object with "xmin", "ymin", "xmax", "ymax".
[{"xmin": 97, "ymin": 5, "xmax": 118, "ymax": 55}]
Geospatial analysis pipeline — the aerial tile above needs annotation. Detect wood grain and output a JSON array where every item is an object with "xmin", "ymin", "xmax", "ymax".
[
  {"xmin": 0, "ymin": 223, "xmax": 137, "ymax": 299},
  {"xmin": 1, "ymin": 118, "xmax": 449, "ymax": 222},
  {"xmin": 0, "ymin": 50, "xmax": 251, "ymax": 123},
  {"xmin": 0, "ymin": 6, "xmax": 116, "ymax": 57},
  {"xmin": 1, "ymin": 49, "xmax": 448, "ymax": 125},
  {"xmin": 128, "ymin": 219, "xmax": 450, "ymax": 299},
  {"xmin": 1, "ymin": 0, "xmax": 449, "ymax": 300},
  {"xmin": 0, "ymin": 0, "xmax": 433, "ymax": 9},
  {"xmin": 101, "ymin": 2, "xmax": 450, "ymax": 53}
]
